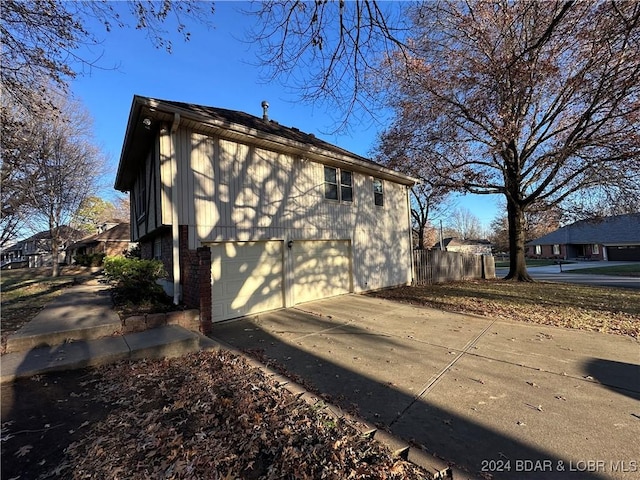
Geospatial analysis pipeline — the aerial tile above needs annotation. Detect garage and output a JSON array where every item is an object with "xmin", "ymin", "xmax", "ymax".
[
  {"xmin": 606, "ymin": 245, "xmax": 640, "ymax": 261},
  {"xmin": 210, "ymin": 241, "xmax": 284, "ymax": 322},
  {"xmin": 292, "ymin": 240, "xmax": 351, "ymax": 305}
]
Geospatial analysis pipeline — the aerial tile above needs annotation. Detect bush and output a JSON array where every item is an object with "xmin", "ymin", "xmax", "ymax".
[
  {"xmin": 124, "ymin": 244, "xmax": 141, "ymax": 259},
  {"xmin": 74, "ymin": 253, "xmax": 106, "ymax": 267},
  {"xmin": 103, "ymin": 256, "xmax": 167, "ymax": 303}
]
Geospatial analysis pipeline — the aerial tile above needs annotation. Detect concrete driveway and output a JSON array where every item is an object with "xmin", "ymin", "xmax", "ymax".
[
  {"xmin": 495, "ymin": 262, "xmax": 640, "ymax": 289},
  {"xmin": 212, "ymin": 295, "xmax": 640, "ymax": 480}
]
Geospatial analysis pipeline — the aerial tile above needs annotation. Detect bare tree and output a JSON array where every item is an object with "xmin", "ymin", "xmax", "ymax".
[
  {"xmin": 113, "ymin": 195, "xmax": 131, "ymax": 223},
  {"xmin": 409, "ymin": 183, "xmax": 450, "ymax": 249},
  {"xmin": 446, "ymin": 208, "xmax": 485, "ymax": 241},
  {"xmin": 18, "ymin": 91, "xmax": 103, "ymax": 276},
  {"xmin": 0, "ymin": 99, "xmax": 38, "ymax": 246},
  {"xmin": 489, "ymin": 203, "xmax": 562, "ymax": 254},
  {"xmin": 249, "ymin": 0, "xmax": 410, "ymax": 130},
  {"xmin": 1, "ymin": 0, "xmax": 214, "ymax": 113},
  {"xmin": 379, "ymin": 1, "xmax": 640, "ymax": 280}
]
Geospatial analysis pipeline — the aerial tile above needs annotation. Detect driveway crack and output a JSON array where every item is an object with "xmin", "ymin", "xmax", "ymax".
[{"xmin": 389, "ymin": 319, "xmax": 497, "ymax": 427}]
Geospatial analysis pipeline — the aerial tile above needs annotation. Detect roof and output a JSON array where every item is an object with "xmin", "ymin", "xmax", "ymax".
[
  {"xmin": 115, "ymin": 96, "xmax": 418, "ymax": 191},
  {"xmin": 21, "ymin": 226, "xmax": 83, "ymax": 242},
  {"xmin": 528, "ymin": 213, "xmax": 640, "ymax": 245},
  {"xmin": 71, "ymin": 223, "xmax": 131, "ymax": 248},
  {"xmin": 441, "ymin": 237, "xmax": 491, "ymax": 247}
]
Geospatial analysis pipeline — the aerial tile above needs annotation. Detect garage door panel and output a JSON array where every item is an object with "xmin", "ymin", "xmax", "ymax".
[
  {"xmin": 211, "ymin": 241, "xmax": 284, "ymax": 322},
  {"xmin": 607, "ymin": 246, "xmax": 640, "ymax": 261},
  {"xmin": 293, "ymin": 240, "xmax": 351, "ymax": 305}
]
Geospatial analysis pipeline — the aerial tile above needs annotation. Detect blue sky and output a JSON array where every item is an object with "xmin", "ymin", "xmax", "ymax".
[{"xmin": 71, "ymin": 1, "xmax": 501, "ymax": 228}]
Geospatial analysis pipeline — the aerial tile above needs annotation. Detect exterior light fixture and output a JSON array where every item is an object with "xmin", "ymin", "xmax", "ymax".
[
  {"xmin": 287, "ymin": 240, "xmax": 293, "ymax": 249},
  {"xmin": 142, "ymin": 117, "xmax": 152, "ymax": 130}
]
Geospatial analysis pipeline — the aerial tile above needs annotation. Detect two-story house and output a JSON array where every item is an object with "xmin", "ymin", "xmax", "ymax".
[{"xmin": 115, "ymin": 96, "xmax": 417, "ymax": 333}]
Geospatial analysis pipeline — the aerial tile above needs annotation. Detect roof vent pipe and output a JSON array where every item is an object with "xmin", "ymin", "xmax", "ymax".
[{"xmin": 261, "ymin": 100, "xmax": 269, "ymax": 121}]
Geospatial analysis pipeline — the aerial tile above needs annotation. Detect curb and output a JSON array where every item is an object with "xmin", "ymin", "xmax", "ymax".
[{"xmin": 207, "ymin": 336, "xmax": 479, "ymax": 480}]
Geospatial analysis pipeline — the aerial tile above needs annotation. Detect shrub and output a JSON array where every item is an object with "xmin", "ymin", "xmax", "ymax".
[
  {"xmin": 124, "ymin": 244, "xmax": 141, "ymax": 259},
  {"xmin": 103, "ymin": 256, "xmax": 167, "ymax": 303},
  {"xmin": 74, "ymin": 253, "xmax": 106, "ymax": 267}
]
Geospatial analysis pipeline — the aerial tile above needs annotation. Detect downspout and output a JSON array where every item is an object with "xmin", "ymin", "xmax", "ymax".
[
  {"xmin": 406, "ymin": 185, "xmax": 415, "ymax": 285},
  {"xmin": 170, "ymin": 113, "xmax": 181, "ymax": 305}
]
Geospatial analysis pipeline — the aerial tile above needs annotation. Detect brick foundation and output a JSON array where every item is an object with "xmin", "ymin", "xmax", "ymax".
[
  {"xmin": 122, "ymin": 309, "xmax": 201, "ymax": 334},
  {"xmin": 179, "ymin": 226, "xmax": 212, "ymax": 334}
]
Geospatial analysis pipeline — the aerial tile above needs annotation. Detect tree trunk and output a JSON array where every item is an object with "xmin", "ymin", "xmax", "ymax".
[
  {"xmin": 416, "ymin": 227, "xmax": 425, "ymax": 250},
  {"xmin": 51, "ymin": 237, "xmax": 60, "ymax": 278},
  {"xmin": 504, "ymin": 199, "xmax": 534, "ymax": 281}
]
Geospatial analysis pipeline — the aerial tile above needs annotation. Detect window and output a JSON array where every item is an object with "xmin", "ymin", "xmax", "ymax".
[
  {"xmin": 592, "ymin": 244, "xmax": 599, "ymax": 254},
  {"xmin": 324, "ymin": 166, "xmax": 353, "ymax": 203},
  {"xmin": 136, "ymin": 179, "xmax": 146, "ymax": 221},
  {"xmin": 535, "ymin": 245, "xmax": 542, "ymax": 255},
  {"xmin": 340, "ymin": 170, "xmax": 353, "ymax": 202},
  {"xmin": 553, "ymin": 244, "xmax": 560, "ymax": 255},
  {"xmin": 373, "ymin": 178, "xmax": 384, "ymax": 206}
]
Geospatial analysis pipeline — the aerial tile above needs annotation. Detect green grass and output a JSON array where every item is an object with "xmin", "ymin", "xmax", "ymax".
[
  {"xmin": 495, "ymin": 259, "xmax": 572, "ymax": 268},
  {"xmin": 564, "ymin": 264, "xmax": 640, "ymax": 277}
]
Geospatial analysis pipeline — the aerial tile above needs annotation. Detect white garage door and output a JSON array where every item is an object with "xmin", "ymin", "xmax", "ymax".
[
  {"xmin": 293, "ymin": 240, "xmax": 351, "ymax": 305},
  {"xmin": 210, "ymin": 241, "xmax": 284, "ymax": 322}
]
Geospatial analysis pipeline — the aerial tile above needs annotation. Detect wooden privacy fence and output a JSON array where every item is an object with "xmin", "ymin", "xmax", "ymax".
[{"xmin": 413, "ymin": 250, "xmax": 495, "ymax": 285}]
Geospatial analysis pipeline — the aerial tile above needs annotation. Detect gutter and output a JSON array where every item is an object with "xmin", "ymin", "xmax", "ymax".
[
  {"xmin": 170, "ymin": 113, "xmax": 181, "ymax": 305},
  {"xmin": 132, "ymin": 97, "xmax": 419, "ymax": 186},
  {"xmin": 406, "ymin": 185, "xmax": 415, "ymax": 285}
]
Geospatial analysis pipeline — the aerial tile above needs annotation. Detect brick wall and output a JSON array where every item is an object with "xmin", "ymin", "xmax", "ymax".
[
  {"xmin": 140, "ymin": 228, "xmax": 212, "ymax": 334},
  {"xmin": 179, "ymin": 226, "xmax": 212, "ymax": 334},
  {"xmin": 140, "ymin": 240, "xmax": 153, "ymax": 259}
]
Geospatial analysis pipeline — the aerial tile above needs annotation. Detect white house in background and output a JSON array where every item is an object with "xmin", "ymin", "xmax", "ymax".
[
  {"xmin": 114, "ymin": 96, "xmax": 417, "ymax": 332},
  {"xmin": 433, "ymin": 237, "xmax": 493, "ymax": 255}
]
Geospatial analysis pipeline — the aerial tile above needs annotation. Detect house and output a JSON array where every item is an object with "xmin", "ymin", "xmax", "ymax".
[
  {"xmin": 432, "ymin": 237, "xmax": 492, "ymax": 255},
  {"xmin": 0, "ymin": 242, "xmax": 27, "ymax": 269},
  {"xmin": 527, "ymin": 213, "xmax": 640, "ymax": 261},
  {"xmin": 3, "ymin": 226, "xmax": 84, "ymax": 268},
  {"xmin": 68, "ymin": 222, "xmax": 134, "ymax": 261},
  {"xmin": 114, "ymin": 96, "xmax": 417, "ymax": 332}
]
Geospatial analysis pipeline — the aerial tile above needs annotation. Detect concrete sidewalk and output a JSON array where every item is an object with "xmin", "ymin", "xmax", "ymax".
[
  {"xmin": 212, "ymin": 295, "xmax": 640, "ymax": 480},
  {"xmin": 1, "ymin": 279, "xmax": 217, "ymax": 383}
]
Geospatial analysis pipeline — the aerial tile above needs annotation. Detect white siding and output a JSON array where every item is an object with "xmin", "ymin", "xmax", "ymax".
[{"xmin": 161, "ymin": 126, "xmax": 412, "ymax": 298}]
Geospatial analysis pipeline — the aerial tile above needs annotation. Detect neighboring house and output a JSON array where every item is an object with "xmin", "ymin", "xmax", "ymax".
[
  {"xmin": 432, "ymin": 237, "xmax": 493, "ymax": 255},
  {"xmin": 0, "ymin": 242, "xmax": 27, "ymax": 269},
  {"xmin": 527, "ymin": 213, "xmax": 640, "ymax": 261},
  {"xmin": 68, "ymin": 222, "xmax": 134, "ymax": 261},
  {"xmin": 114, "ymin": 96, "xmax": 417, "ymax": 332},
  {"xmin": 5, "ymin": 226, "xmax": 84, "ymax": 268}
]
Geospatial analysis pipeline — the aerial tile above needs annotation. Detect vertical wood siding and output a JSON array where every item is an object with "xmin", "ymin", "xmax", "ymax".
[
  {"xmin": 158, "ymin": 126, "xmax": 412, "ymax": 292},
  {"xmin": 131, "ymin": 139, "xmax": 162, "ymax": 241}
]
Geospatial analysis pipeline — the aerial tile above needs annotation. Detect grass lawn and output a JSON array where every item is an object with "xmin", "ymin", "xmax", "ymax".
[
  {"xmin": 0, "ymin": 267, "xmax": 97, "ymax": 349},
  {"xmin": 564, "ymin": 263, "xmax": 640, "ymax": 277},
  {"xmin": 494, "ymin": 259, "xmax": 572, "ymax": 268},
  {"xmin": 373, "ymin": 279, "xmax": 640, "ymax": 338}
]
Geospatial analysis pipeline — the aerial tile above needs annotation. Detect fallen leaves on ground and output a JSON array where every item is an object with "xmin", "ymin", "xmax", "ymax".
[
  {"xmin": 56, "ymin": 350, "xmax": 432, "ymax": 480},
  {"xmin": 372, "ymin": 281, "xmax": 639, "ymax": 338}
]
